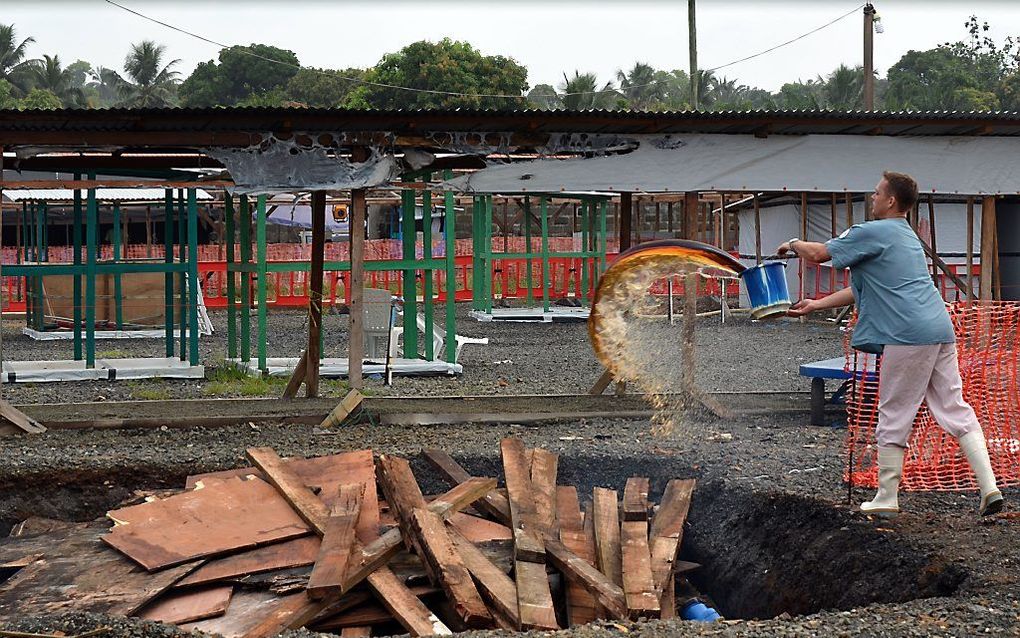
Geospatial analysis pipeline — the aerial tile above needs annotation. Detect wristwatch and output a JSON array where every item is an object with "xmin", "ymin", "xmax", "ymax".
[{"xmin": 787, "ymin": 237, "xmax": 800, "ymax": 250}]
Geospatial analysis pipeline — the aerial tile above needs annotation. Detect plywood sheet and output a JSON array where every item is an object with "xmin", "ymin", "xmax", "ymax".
[
  {"xmin": 185, "ymin": 450, "xmax": 379, "ymax": 538},
  {"xmin": 104, "ymin": 476, "xmax": 310, "ymax": 570},
  {"xmin": 139, "ymin": 584, "xmax": 234, "ymax": 624},
  {"xmin": 176, "ymin": 536, "xmax": 321, "ymax": 587},
  {"xmin": 181, "ymin": 589, "xmax": 296, "ymax": 638},
  {"xmin": 0, "ymin": 525, "xmax": 195, "ymax": 617}
]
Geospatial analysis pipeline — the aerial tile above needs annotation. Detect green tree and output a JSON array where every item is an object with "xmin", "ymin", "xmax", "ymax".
[
  {"xmin": 27, "ymin": 54, "xmax": 86, "ymax": 107},
  {"xmin": 179, "ymin": 43, "xmax": 300, "ymax": 106},
  {"xmin": 526, "ymin": 83, "xmax": 561, "ymax": 109},
  {"xmin": 118, "ymin": 41, "xmax": 180, "ymax": 107},
  {"xmin": 616, "ymin": 62, "xmax": 666, "ymax": 110},
  {"xmin": 559, "ymin": 70, "xmax": 618, "ymax": 110},
  {"xmin": 709, "ymin": 76, "xmax": 752, "ymax": 110},
  {"xmin": 351, "ymin": 39, "xmax": 527, "ymax": 109},
  {"xmin": 284, "ymin": 67, "xmax": 364, "ymax": 107},
  {"xmin": 18, "ymin": 87, "xmax": 62, "ymax": 109},
  {"xmin": 823, "ymin": 64, "xmax": 864, "ymax": 109},
  {"xmin": 0, "ymin": 79, "xmax": 18, "ymax": 108},
  {"xmin": 0, "ymin": 23, "xmax": 37, "ymax": 95},
  {"xmin": 885, "ymin": 48, "xmax": 997, "ymax": 110},
  {"xmin": 774, "ymin": 79, "xmax": 824, "ymax": 109},
  {"xmin": 87, "ymin": 66, "xmax": 127, "ymax": 107},
  {"xmin": 654, "ymin": 69, "xmax": 691, "ymax": 110}
]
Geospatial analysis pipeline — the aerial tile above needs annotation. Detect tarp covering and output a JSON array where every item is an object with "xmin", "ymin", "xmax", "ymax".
[
  {"xmin": 3, "ymin": 188, "xmax": 213, "ymax": 202},
  {"xmin": 447, "ymin": 134, "xmax": 1020, "ymax": 195}
]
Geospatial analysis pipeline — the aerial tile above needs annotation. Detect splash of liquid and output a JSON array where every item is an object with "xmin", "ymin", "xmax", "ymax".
[{"xmin": 588, "ymin": 240, "xmax": 745, "ymax": 434}]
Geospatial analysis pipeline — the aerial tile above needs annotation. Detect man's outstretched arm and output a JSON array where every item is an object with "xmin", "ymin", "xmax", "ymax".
[
  {"xmin": 776, "ymin": 239, "xmax": 831, "ymax": 264},
  {"xmin": 788, "ymin": 287, "xmax": 855, "ymax": 317}
]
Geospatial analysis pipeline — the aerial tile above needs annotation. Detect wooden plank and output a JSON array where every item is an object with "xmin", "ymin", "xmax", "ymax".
[
  {"xmin": 306, "ymin": 190, "xmax": 326, "ymax": 398},
  {"xmin": 349, "ymin": 188, "xmax": 366, "ymax": 388},
  {"xmin": 499, "ymin": 438, "xmax": 546, "ymax": 563},
  {"xmin": 981, "ymin": 196, "xmax": 996, "ymax": 300},
  {"xmin": 446, "ymin": 527, "xmax": 520, "ymax": 629},
  {"xmin": 448, "ymin": 513, "xmax": 512, "ymax": 543},
  {"xmin": 139, "ymin": 585, "xmax": 234, "ymax": 625},
  {"xmin": 621, "ymin": 520, "xmax": 660, "ymax": 618},
  {"xmin": 514, "ymin": 560, "xmax": 558, "ymax": 630},
  {"xmin": 649, "ymin": 479, "xmax": 695, "ymax": 593},
  {"xmin": 320, "ymin": 390, "xmax": 365, "ymax": 428},
  {"xmin": 622, "ymin": 477, "xmax": 650, "ymax": 522},
  {"xmin": 246, "ymin": 447, "xmax": 331, "ymax": 535},
  {"xmin": 185, "ymin": 450, "xmax": 378, "ymax": 540},
  {"xmin": 0, "ymin": 526, "xmax": 197, "ymax": 617},
  {"xmin": 409, "ymin": 508, "xmax": 492, "ymax": 628},
  {"xmin": 280, "ymin": 350, "xmax": 308, "ymax": 400},
  {"xmin": 422, "ymin": 449, "xmax": 510, "ymax": 521},
  {"xmin": 528, "ymin": 448, "xmax": 558, "ymax": 534},
  {"xmin": 420, "ymin": 451, "xmax": 628, "ymax": 621},
  {"xmin": 182, "ymin": 590, "xmax": 295, "ymax": 638},
  {"xmin": 375, "ymin": 454, "xmax": 428, "ymax": 552},
  {"xmin": 660, "ymin": 578, "xmax": 676, "ymax": 619},
  {"xmin": 556, "ymin": 486, "xmax": 598, "ymax": 626},
  {"xmin": 0, "ymin": 400, "xmax": 46, "ymax": 434},
  {"xmin": 341, "ymin": 627, "xmax": 372, "ymax": 638},
  {"xmin": 365, "ymin": 564, "xmax": 452, "ymax": 636},
  {"xmin": 104, "ymin": 476, "xmax": 309, "ymax": 571},
  {"xmin": 307, "ymin": 484, "xmax": 365, "ymax": 600},
  {"xmin": 178, "ymin": 536, "xmax": 321, "ymax": 587},
  {"xmin": 591, "ymin": 488, "xmax": 622, "ymax": 587}
]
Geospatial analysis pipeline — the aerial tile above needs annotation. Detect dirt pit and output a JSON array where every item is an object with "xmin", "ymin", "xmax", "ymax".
[{"xmin": 0, "ymin": 451, "xmax": 967, "ymax": 627}]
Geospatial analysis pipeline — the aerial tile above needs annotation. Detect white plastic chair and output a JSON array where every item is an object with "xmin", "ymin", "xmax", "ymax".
[
  {"xmin": 389, "ymin": 314, "xmax": 489, "ymax": 363},
  {"xmin": 363, "ymin": 288, "xmax": 395, "ymax": 359}
]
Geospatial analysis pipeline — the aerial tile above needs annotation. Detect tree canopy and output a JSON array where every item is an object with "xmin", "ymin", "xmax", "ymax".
[{"xmin": 179, "ymin": 43, "xmax": 299, "ymax": 106}]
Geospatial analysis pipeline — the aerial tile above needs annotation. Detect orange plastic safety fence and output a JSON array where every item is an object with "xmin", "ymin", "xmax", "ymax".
[{"xmin": 844, "ymin": 301, "xmax": 1020, "ymax": 491}]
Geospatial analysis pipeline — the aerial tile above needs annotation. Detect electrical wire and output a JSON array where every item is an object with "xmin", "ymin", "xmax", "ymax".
[{"xmin": 104, "ymin": 0, "xmax": 865, "ymax": 102}]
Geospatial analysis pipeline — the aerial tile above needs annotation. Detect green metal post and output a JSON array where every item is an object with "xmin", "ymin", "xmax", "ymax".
[
  {"xmin": 178, "ymin": 190, "xmax": 187, "ymax": 361},
  {"xmin": 483, "ymin": 196, "xmax": 493, "ymax": 313},
  {"xmin": 598, "ymin": 199, "xmax": 608, "ymax": 286},
  {"xmin": 239, "ymin": 196, "xmax": 251, "ymax": 363},
  {"xmin": 524, "ymin": 196, "xmax": 534, "ymax": 305},
  {"xmin": 443, "ymin": 172, "xmax": 457, "ymax": 364},
  {"xmin": 225, "ymin": 195, "xmax": 237, "ymax": 359},
  {"xmin": 422, "ymin": 175, "xmax": 434, "ymax": 360},
  {"xmin": 32, "ymin": 202, "xmax": 43, "ymax": 330},
  {"xmin": 256, "ymin": 195, "xmax": 268, "ymax": 373},
  {"xmin": 401, "ymin": 189, "xmax": 418, "ymax": 358},
  {"xmin": 73, "ymin": 178, "xmax": 83, "ymax": 360},
  {"xmin": 581, "ymin": 200, "xmax": 590, "ymax": 301},
  {"xmin": 540, "ymin": 196, "xmax": 550, "ymax": 312},
  {"xmin": 112, "ymin": 203, "xmax": 123, "ymax": 329},
  {"xmin": 470, "ymin": 197, "xmax": 481, "ymax": 310},
  {"xmin": 164, "ymin": 190, "xmax": 174, "ymax": 357},
  {"xmin": 187, "ymin": 190, "xmax": 200, "ymax": 365},
  {"xmin": 85, "ymin": 186, "xmax": 97, "ymax": 368}
]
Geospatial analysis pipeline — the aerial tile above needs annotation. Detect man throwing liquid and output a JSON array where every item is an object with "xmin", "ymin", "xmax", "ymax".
[{"xmin": 776, "ymin": 171, "xmax": 1004, "ymax": 517}]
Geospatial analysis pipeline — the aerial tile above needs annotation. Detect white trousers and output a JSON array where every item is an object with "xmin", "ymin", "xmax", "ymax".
[{"xmin": 875, "ymin": 343, "xmax": 981, "ymax": 449}]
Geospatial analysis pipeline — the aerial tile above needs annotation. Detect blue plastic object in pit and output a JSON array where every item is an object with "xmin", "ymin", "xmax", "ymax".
[{"xmin": 681, "ymin": 601, "xmax": 721, "ymax": 622}]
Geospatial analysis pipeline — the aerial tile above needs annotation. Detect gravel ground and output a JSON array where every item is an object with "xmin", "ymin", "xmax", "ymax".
[
  {"xmin": 0, "ymin": 304, "xmax": 844, "ymax": 404},
  {"xmin": 0, "ymin": 410, "xmax": 1017, "ymax": 636}
]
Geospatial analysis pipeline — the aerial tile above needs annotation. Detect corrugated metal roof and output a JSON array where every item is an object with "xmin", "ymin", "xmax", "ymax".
[
  {"xmin": 4, "ymin": 107, "xmax": 1020, "ymax": 139},
  {"xmin": 2, "ymin": 188, "xmax": 214, "ymax": 202}
]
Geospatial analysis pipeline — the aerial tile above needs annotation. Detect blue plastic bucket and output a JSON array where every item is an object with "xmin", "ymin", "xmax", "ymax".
[{"xmin": 739, "ymin": 261, "xmax": 791, "ymax": 319}]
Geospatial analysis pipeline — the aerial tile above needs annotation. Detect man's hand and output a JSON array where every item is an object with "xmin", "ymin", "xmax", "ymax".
[
  {"xmin": 787, "ymin": 298, "xmax": 819, "ymax": 317},
  {"xmin": 776, "ymin": 241, "xmax": 794, "ymax": 256}
]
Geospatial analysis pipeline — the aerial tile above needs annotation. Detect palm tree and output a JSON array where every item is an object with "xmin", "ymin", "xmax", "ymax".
[
  {"xmin": 88, "ymin": 66, "xmax": 128, "ymax": 107},
  {"xmin": 0, "ymin": 23, "xmax": 37, "ymax": 95},
  {"xmin": 690, "ymin": 69, "xmax": 718, "ymax": 108},
  {"xmin": 823, "ymin": 64, "xmax": 864, "ymax": 109},
  {"xmin": 709, "ymin": 76, "xmax": 751, "ymax": 109},
  {"xmin": 27, "ymin": 54, "xmax": 86, "ymax": 107},
  {"xmin": 118, "ymin": 40, "xmax": 181, "ymax": 107},
  {"xmin": 559, "ymin": 71, "xmax": 618, "ymax": 110},
  {"xmin": 616, "ymin": 62, "xmax": 666, "ymax": 110}
]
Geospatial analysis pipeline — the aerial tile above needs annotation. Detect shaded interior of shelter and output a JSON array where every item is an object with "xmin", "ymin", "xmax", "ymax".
[{"xmin": 0, "ymin": 452, "xmax": 966, "ymax": 623}]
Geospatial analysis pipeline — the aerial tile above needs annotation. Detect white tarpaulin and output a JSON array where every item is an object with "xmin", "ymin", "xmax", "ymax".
[{"xmin": 448, "ymin": 134, "xmax": 1020, "ymax": 195}]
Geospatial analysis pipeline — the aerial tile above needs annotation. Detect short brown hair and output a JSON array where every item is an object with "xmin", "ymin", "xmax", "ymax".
[{"xmin": 882, "ymin": 171, "xmax": 918, "ymax": 212}]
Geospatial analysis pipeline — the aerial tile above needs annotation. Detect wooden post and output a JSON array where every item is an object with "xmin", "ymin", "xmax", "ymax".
[
  {"xmin": 753, "ymin": 194, "xmax": 761, "ymax": 262},
  {"xmin": 306, "ymin": 191, "xmax": 326, "ymax": 397},
  {"xmin": 684, "ymin": 192, "xmax": 699, "ymax": 241},
  {"xmin": 619, "ymin": 192, "xmax": 632, "ymax": 251},
  {"xmin": 980, "ymin": 196, "xmax": 996, "ymax": 301},
  {"xmin": 966, "ymin": 197, "xmax": 975, "ymax": 301},
  {"xmin": 681, "ymin": 271, "xmax": 698, "ymax": 392},
  {"xmin": 864, "ymin": 4, "xmax": 875, "ymax": 109},
  {"xmin": 799, "ymin": 193, "xmax": 807, "ymax": 317},
  {"xmin": 350, "ymin": 188, "xmax": 367, "ymax": 388},
  {"xmin": 927, "ymin": 194, "xmax": 939, "ymax": 284},
  {"xmin": 829, "ymin": 194, "xmax": 837, "ymax": 294}
]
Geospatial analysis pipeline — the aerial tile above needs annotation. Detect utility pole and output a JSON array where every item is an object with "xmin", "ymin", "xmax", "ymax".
[
  {"xmin": 863, "ymin": 3, "xmax": 875, "ymax": 110},
  {"xmin": 689, "ymin": 0, "xmax": 698, "ymax": 109}
]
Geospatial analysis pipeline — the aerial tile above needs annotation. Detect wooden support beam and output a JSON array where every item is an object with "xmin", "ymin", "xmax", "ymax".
[
  {"xmin": 967, "ymin": 197, "xmax": 975, "ymax": 300},
  {"xmin": 557, "ymin": 486, "xmax": 598, "ymax": 626},
  {"xmin": 366, "ymin": 564, "xmax": 453, "ymax": 636},
  {"xmin": 588, "ymin": 369, "xmax": 615, "ymax": 395},
  {"xmin": 980, "ymin": 196, "xmax": 996, "ymax": 301},
  {"xmin": 619, "ymin": 193, "xmax": 633, "ymax": 251},
  {"xmin": 246, "ymin": 447, "xmax": 330, "ymax": 534},
  {"xmin": 592, "ymin": 488, "xmax": 622, "ymax": 587},
  {"xmin": 514, "ymin": 560, "xmax": 559, "ymax": 630},
  {"xmin": 306, "ymin": 191, "xmax": 326, "ymax": 397},
  {"xmin": 621, "ymin": 520, "xmax": 660, "ymax": 618},
  {"xmin": 528, "ymin": 448, "xmax": 558, "ymax": 534},
  {"xmin": 622, "ymin": 477, "xmax": 650, "ymax": 522},
  {"xmin": 649, "ymin": 479, "xmax": 695, "ymax": 594},
  {"xmin": 0, "ymin": 400, "xmax": 46, "ymax": 434},
  {"xmin": 281, "ymin": 350, "xmax": 309, "ymax": 400},
  {"xmin": 375, "ymin": 454, "xmax": 430, "ymax": 552},
  {"xmin": 409, "ymin": 508, "xmax": 493, "ymax": 628},
  {"xmin": 683, "ymin": 192, "xmax": 699, "ymax": 241},
  {"xmin": 422, "ymin": 449, "xmax": 511, "ymax": 521},
  {"xmin": 307, "ymin": 484, "xmax": 365, "ymax": 600},
  {"xmin": 349, "ymin": 188, "xmax": 367, "ymax": 388},
  {"xmin": 500, "ymin": 438, "xmax": 546, "ymax": 563}
]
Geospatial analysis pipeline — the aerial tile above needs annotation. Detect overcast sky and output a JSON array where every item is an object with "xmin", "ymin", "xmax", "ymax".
[{"xmin": 7, "ymin": 1, "xmax": 1020, "ymax": 93}]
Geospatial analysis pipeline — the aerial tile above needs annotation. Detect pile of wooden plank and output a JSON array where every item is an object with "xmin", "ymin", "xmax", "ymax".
[{"xmin": 0, "ymin": 439, "xmax": 698, "ymax": 637}]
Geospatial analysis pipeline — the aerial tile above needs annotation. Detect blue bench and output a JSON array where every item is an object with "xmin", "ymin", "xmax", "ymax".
[{"xmin": 799, "ymin": 356, "xmax": 877, "ymax": 425}]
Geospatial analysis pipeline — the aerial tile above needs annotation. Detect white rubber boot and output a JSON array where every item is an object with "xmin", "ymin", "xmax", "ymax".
[
  {"xmin": 860, "ymin": 446, "xmax": 904, "ymax": 517},
  {"xmin": 959, "ymin": 431, "xmax": 1005, "ymax": 516}
]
